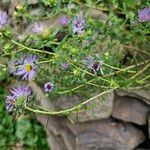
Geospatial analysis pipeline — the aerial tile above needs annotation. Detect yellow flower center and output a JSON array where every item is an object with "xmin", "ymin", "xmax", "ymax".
[
  {"xmin": 25, "ymin": 64, "xmax": 32, "ymax": 72},
  {"xmin": 41, "ymin": 29, "xmax": 51, "ymax": 39}
]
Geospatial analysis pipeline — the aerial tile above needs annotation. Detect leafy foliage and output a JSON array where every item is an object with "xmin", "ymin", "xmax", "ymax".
[
  {"xmin": 0, "ymin": 89, "xmax": 48, "ymax": 150},
  {"xmin": 0, "ymin": 0, "xmax": 149, "ymax": 117}
]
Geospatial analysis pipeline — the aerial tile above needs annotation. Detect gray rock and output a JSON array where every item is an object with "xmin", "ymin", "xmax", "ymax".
[
  {"xmin": 46, "ymin": 129, "xmax": 65, "ymax": 150},
  {"xmin": 68, "ymin": 92, "xmax": 114, "ymax": 122},
  {"xmin": 28, "ymin": 0, "xmax": 38, "ymax": 5},
  {"xmin": 37, "ymin": 115, "xmax": 75, "ymax": 150},
  {"xmin": 67, "ymin": 119, "xmax": 145, "ymax": 150},
  {"xmin": 30, "ymin": 8, "xmax": 41, "ymax": 16},
  {"xmin": 37, "ymin": 115, "xmax": 145, "ymax": 150},
  {"xmin": 116, "ymin": 89, "xmax": 150, "ymax": 105},
  {"xmin": 112, "ymin": 95, "xmax": 150, "ymax": 125},
  {"xmin": 85, "ymin": 8, "xmax": 108, "ymax": 21}
]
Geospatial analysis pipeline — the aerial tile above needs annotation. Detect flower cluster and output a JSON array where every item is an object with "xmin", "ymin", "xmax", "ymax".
[
  {"xmin": 6, "ymin": 86, "xmax": 31, "ymax": 112},
  {"xmin": 32, "ymin": 12, "xmax": 85, "ymax": 38}
]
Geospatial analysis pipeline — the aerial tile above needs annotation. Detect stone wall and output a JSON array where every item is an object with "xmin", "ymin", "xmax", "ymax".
[{"xmin": 30, "ymin": 82, "xmax": 150, "ymax": 150}]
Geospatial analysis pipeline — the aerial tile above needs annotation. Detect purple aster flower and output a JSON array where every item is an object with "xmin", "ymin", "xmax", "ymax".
[
  {"xmin": 72, "ymin": 12, "xmax": 85, "ymax": 35},
  {"xmin": 0, "ymin": 10, "xmax": 8, "ymax": 28},
  {"xmin": 138, "ymin": 7, "xmax": 150, "ymax": 22},
  {"xmin": 59, "ymin": 15, "xmax": 69, "ymax": 27},
  {"xmin": 16, "ymin": 55, "xmax": 38, "ymax": 80},
  {"xmin": 61, "ymin": 63, "xmax": 70, "ymax": 70},
  {"xmin": 32, "ymin": 22, "xmax": 47, "ymax": 35},
  {"xmin": 6, "ymin": 86, "xmax": 31, "ymax": 112},
  {"xmin": 44, "ymin": 82, "xmax": 54, "ymax": 92},
  {"xmin": 83, "ymin": 56, "xmax": 103, "ymax": 74},
  {"xmin": 10, "ymin": 86, "xmax": 31, "ymax": 98}
]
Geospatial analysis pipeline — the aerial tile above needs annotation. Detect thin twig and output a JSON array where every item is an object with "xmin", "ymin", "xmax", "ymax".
[
  {"xmin": 26, "ymin": 88, "xmax": 114, "ymax": 115},
  {"xmin": 11, "ymin": 40, "xmax": 56, "ymax": 56},
  {"xmin": 130, "ymin": 63, "xmax": 150, "ymax": 79}
]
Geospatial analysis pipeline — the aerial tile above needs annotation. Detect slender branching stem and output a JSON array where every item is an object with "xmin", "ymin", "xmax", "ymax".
[
  {"xmin": 103, "ymin": 63, "xmax": 136, "ymax": 73},
  {"xmin": 11, "ymin": 40, "xmax": 56, "ymax": 56},
  {"xmin": 26, "ymin": 88, "xmax": 115, "ymax": 115},
  {"xmin": 130, "ymin": 62, "xmax": 150, "ymax": 79}
]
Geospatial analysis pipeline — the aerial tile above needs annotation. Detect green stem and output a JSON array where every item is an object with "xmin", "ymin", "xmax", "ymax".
[
  {"xmin": 130, "ymin": 63, "xmax": 150, "ymax": 79},
  {"xmin": 140, "ymin": 74, "xmax": 150, "ymax": 82},
  {"xmin": 2, "ymin": 48, "xmax": 25, "ymax": 57},
  {"xmin": 129, "ymin": 83, "xmax": 150, "ymax": 90},
  {"xmin": 0, "ymin": 64, "xmax": 6, "ymax": 67},
  {"xmin": 11, "ymin": 40, "xmax": 56, "ymax": 56},
  {"xmin": 66, "ymin": 58, "xmax": 111, "ymax": 84},
  {"xmin": 26, "ymin": 88, "xmax": 114, "ymax": 115},
  {"xmin": 58, "ymin": 60, "xmax": 149, "ymax": 94},
  {"xmin": 120, "ymin": 44, "xmax": 150, "ymax": 55},
  {"xmin": 104, "ymin": 60, "xmax": 149, "ymax": 77},
  {"xmin": 103, "ymin": 63, "xmax": 136, "ymax": 73},
  {"xmin": 87, "ymin": 82, "xmax": 99, "ymax": 87},
  {"xmin": 37, "ymin": 59, "xmax": 54, "ymax": 64},
  {"xmin": 58, "ymin": 79, "xmax": 95, "ymax": 94}
]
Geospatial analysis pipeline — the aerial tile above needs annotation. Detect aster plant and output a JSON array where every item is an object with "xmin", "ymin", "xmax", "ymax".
[
  {"xmin": 0, "ymin": 0, "xmax": 149, "ymax": 117},
  {"xmin": 15, "ymin": 55, "xmax": 38, "ymax": 81},
  {"xmin": 6, "ymin": 86, "xmax": 32, "ymax": 112}
]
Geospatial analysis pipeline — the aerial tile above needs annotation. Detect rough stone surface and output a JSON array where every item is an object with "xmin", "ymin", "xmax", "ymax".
[
  {"xmin": 85, "ymin": 8, "xmax": 108, "ymax": 21},
  {"xmin": 116, "ymin": 88, "xmax": 150, "ymax": 105},
  {"xmin": 68, "ymin": 92, "xmax": 114, "ymax": 122},
  {"xmin": 112, "ymin": 95, "xmax": 150, "ymax": 125},
  {"xmin": 37, "ymin": 115, "xmax": 145, "ymax": 150},
  {"xmin": 67, "ymin": 119, "xmax": 145, "ymax": 150},
  {"xmin": 37, "ymin": 115, "xmax": 75, "ymax": 150},
  {"xmin": 28, "ymin": 0, "xmax": 38, "ymax": 5}
]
